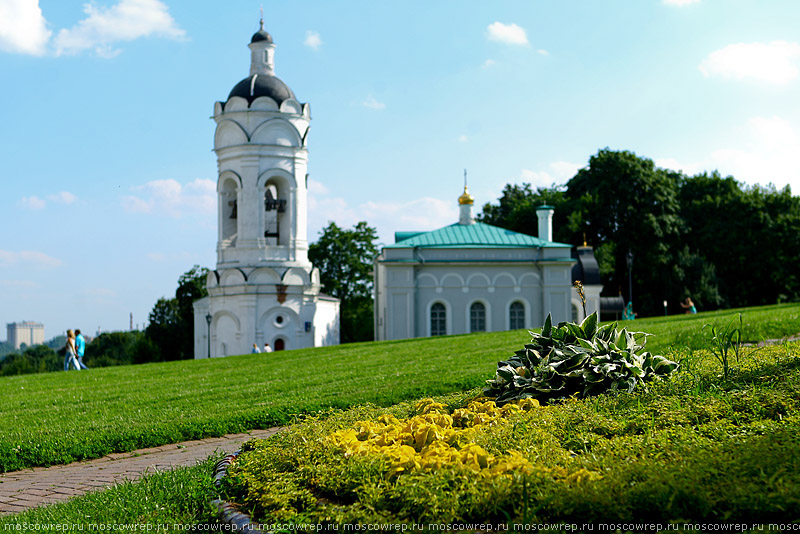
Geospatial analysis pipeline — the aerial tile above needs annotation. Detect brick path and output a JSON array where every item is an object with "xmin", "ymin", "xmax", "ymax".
[{"xmin": 0, "ymin": 428, "xmax": 279, "ymax": 516}]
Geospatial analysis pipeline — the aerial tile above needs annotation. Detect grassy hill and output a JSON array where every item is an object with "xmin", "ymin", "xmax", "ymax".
[{"xmin": 1, "ymin": 303, "xmax": 799, "ymax": 473}]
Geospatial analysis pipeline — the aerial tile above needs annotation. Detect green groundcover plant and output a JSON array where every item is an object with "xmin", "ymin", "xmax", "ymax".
[
  {"xmin": 2, "ymin": 305, "xmax": 800, "ymax": 527},
  {"xmin": 221, "ymin": 342, "xmax": 800, "ymax": 525},
  {"xmin": 0, "ymin": 303, "xmax": 797, "ymax": 473},
  {"xmin": 485, "ymin": 312, "xmax": 680, "ymax": 405}
]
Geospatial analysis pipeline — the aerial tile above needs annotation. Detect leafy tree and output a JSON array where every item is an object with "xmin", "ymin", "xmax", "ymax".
[
  {"xmin": 478, "ymin": 183, "xmax": 572, "ymax": 242},
  {"xmin": 145, "ymin": 265, "xmax": 209, "ymax": 361},
  {"xmin": 0, "ymin": 345, "xmax": 60, "ymax": 376},
  {"xmin": 480, "ymin": 148, "xmax": 800, "ymax": 317},
  {"xmin": 85, "ymin": 331, "xmax": 156, "ymax": 367},
  {"xmin": 0, "ymin": 340, "xmax": 16, "ymax": 357},
  {"xmin": 679, "ymin": 173, "xmax": 800, "ymax": 308},
  {"xmin": 145, "ymin": 297, "xmax": 180, "ymax": 361},
  {"xmin": 175, "ymin": 265, "xmax": 209, "ymax": 359},
  {"xmin": 46, "ymin": 335, "xmax": 67, "ymax": 351},
  {"xmin": 309, "ymin": 222, "xmax": 378, "ymax": 343},
  {"xmin": 565, "ymin": 149, "xmax": 688, "ymax": 316}
]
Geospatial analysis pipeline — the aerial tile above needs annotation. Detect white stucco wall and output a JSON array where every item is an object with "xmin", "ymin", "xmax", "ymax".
[
  {"xmin": 195, "ymin": 282, "xmax": 340, "ymax": 358},
  {"xmin": 375, "ymin": 246, "xmax": 575, "ymax": 341}
]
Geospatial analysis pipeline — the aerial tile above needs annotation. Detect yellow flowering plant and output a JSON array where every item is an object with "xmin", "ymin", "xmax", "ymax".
[{"xmin": 327, "ymin": 397, "xmax": 551, "ymax": 480}]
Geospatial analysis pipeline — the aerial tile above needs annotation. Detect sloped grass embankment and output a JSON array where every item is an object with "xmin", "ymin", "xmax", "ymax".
[
  {"xmin": 221, "ymin": 341, "xmax": 800, "ymax": 524},
  {"xmin": 1, "ymin": 303, "xmax": 799, "ymax": 473}
]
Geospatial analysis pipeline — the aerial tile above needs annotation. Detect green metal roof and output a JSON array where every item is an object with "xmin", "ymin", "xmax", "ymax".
[{"xmin": 385, "ymin": 222, "xmax": 572, "ymax": 249}]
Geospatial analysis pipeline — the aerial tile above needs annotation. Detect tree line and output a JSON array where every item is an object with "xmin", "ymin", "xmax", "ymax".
[
  {"xmin": 0, "ymin": 267, "xmax": 208, "ymax": 376},
  {"xmin": 8, "ymin": 147, "xmax": 795, "ymax": 376},
  {"xmin": 479, "ymin": 148, "xmax": 800, "ymax": 317}
]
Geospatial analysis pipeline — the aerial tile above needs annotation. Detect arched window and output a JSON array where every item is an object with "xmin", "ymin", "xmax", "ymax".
[
  {"xmin": 430, "ymin": 303, "xmax": 446, "ymax": 336},
  {"xmin": 470, "ymin": 302, "xmax": 486, "ymax": 333},
  {"xmin": 264, "ymin": 180, "xmax": 287, "ymax": 245},
  {"xmin": 274, "ymin": 338, "xmax": 286, "ymax": 351},
  {"xmin": 509, "ymin": 301, "xmax": 525, "ymax": 330},
  {"xmin": 221, "ymin": 178, "xmax": 238, "ymax": 244},
  {"xmin": 572, "ymin": 304, "xmax": 580, "ymax": 323}
]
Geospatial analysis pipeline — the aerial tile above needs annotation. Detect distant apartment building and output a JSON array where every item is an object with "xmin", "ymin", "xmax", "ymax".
[{"xmin": 6, "ymin": 322, "xmax": 45, "ymax": 350}]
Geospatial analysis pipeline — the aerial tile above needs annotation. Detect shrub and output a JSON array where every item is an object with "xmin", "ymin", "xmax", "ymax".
[
  {"xmin": 0, "ymin": 345, "xmax": 61, "ymax": 376},
  {"xmin": 484, "ymin": 312, "xmax": 679, "ymax": 405}
]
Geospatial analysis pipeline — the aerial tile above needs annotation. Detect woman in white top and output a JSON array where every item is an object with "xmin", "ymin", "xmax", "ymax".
[{"xmin": 64, "ymin": 329, "xmax": 81, "ymax": 371}]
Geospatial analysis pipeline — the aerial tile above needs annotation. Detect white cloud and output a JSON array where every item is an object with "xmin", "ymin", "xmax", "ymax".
[
  {"xmin": 549, "ymin": 161, "xmax": 582, "ymax": 180},
  {"xmin": 306, "ymin": 179, "xmax": 458, "ymax": 247},
  {"xmin": 304, "ymin": 30, "xmax": 322, "ymax": 50},
  {"xmin": 520, "ymin": 161, "xmax": 582, "ymax": 187},
  {"xmin": 657, "ymin": 116, "xmax": 800, "ymax": 192},
  {"xmin": 122, "ymin": 178, "xmax": 215, "ymax": 217},
  {"xmin": 20, "ymin": 196, "xmax": 46, "ymax": 210},
  {"xmin": 709, "ymin": 116, "xmax": 800, "ymax": 190},
  {"xmin": 53, "ymin": 0, "xmax": 185, "ymax": 58},
  {"xmin": 307, "ymin": 178, "xmax": 330, "ymax": 196},
  {"xmin": 536, "ymin": 49, "xmax": 550, "ymax": 56},
  {"xmin": 699, "ymin": 41, "xmax": 800, "ymax": 85},
  {"xmin": 48, "ymin": 191, "xmax": 77, "ymax": 204},
  {"xmin": 307, "ymin": 190, "xmax": 360, "ymax": 239},
  {"xmin": 121, "ymin": 195, "xmax": 151, "ymax": 213},
  {"xmin": 362, "ymin": 95, "xmax": 386, "ymax": 110},
  {"xmin": 0, "ymin": 0, "xmax": 51, "ymax": 55},
  {"xmin": 482, "ymin": 59, "xmax": 496, "ymax": 69},
  {"xmin": 0, "ymin": 250, "xmax": 62, "ymax": 269},
  {"xmin": 487, "ymin": 22, "xmax": 529, "ymax": 46},
  {"xmin": 145, "ymin": 251, "xmax": 193, "ymax": 263},
  {"xmin": 662, "ymin": 0, "xmax": 701, "ymax": 6},
  {"xmin": 458, "ymin": 135, "xmax": 468, "ymax": 143},
  {"xmin": 0, "ymin": 279, "xmax": 40, "ymax": 288},
  {"xmin": 361, "ymin": 198, "xmax": 457, "ymax": 237},
  {"xmin": 520, "ymin": 170, "xmax": 555, "ymax": 188},
  {"xmin": 654, "ymin": 157, "xmax": 704, "ymax": 176},
  {"xmin": 19, "ymin": 191, "xmax": 77, "ymax": 209}
]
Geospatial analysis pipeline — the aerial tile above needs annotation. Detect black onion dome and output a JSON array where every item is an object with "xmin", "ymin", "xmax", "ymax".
[
  {"xmin": 227, "ymin": 74, "xmax": 296, "ymax": 105},
  {"xmin": 251, "ymin": 29, "xmax": 272, "ymax": 43}
]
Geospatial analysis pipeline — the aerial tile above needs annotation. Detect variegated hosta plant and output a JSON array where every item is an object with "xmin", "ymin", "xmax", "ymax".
[{"xmin": 484, "ymin": 312, "xmax": 679, "ymax": 405}]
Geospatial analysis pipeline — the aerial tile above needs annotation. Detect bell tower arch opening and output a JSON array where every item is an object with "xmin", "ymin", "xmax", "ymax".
[
  {"xmin": 220, "ymin": 177, "xmax": 239, "ymax": 245},
  {"xmin": 263, "ymin": 179, "xmax": 288, "ymax": 246}
]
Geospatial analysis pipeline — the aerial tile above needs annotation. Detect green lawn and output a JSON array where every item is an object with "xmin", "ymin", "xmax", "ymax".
[
  {"xmin": 1, "ymin": 303, "xmax": 799, "ymax": 527},
  {"xmin": 0, "ymin": 458, "xmax": 221, "ymax": 527},
  {"xmin": 1, "ymin": 303, "xmax": 799, "ymax": 473}
]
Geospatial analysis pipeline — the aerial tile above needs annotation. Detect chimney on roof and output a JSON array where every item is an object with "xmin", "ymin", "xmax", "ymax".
[{"xmin": 536, "ymin": 205, "xmax": 554, "ymax": 241}]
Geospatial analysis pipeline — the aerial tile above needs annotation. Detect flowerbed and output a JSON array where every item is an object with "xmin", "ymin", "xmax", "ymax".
[{"xmin": 220, "ymin": 342, "xmax": 800, "ymax": 526}]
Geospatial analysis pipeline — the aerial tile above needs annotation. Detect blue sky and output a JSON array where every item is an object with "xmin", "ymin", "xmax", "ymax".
[{"xmin": 2, "ymin": 0, "xmax": 799, "ymax": 340}]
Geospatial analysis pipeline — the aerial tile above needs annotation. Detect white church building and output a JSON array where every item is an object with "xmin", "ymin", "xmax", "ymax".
[
  {"xmin": 374, "ymin": 187, "xmax": 602, "ymax": 341},
  {"xmin": 193, "ymin": 22, "xmax": 339, "ymax": 358}
]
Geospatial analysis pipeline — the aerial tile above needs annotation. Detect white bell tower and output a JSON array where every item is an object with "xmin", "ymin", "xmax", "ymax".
[{"xmin": 193, "ymin": 21, "xmax": 340, "ymax": 358}]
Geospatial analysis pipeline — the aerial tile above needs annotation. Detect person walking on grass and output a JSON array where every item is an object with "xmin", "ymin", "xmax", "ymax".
[
  {"xmin": 75, "ymin": 329, "xmax": 89, "ymax": 369},
  {"xmin": 622, "ymin": 301, "xmax": 637, "ymax": 320},
  {"xmin": 681, "ymin": 297, "xmax": 697, "ymax": 315},
  {"xmin": 64, "ymin": 330, "xmax": 81, "ymax": 371}
]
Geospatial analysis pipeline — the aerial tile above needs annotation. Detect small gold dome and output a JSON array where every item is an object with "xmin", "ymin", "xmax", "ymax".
[{"xmin": 458, "ymin": 185, "xmax": 474, "ymax": 205}]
